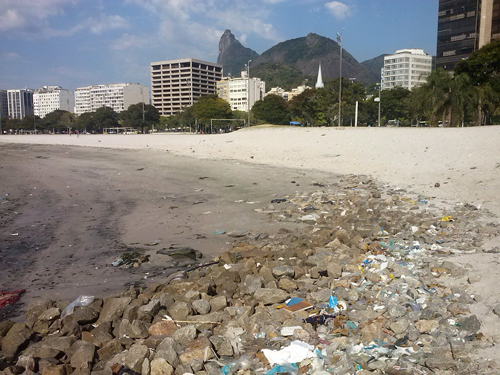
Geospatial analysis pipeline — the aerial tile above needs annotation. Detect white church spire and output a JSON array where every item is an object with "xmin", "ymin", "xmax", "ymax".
[{"xmin": 315, "ymin": 63, "xmax": 324, "ymax": 89}]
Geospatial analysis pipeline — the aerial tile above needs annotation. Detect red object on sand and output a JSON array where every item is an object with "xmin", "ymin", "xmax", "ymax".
[{"xmin": 0, "ymin": 289, "xmax": 26, "ymax": 309}]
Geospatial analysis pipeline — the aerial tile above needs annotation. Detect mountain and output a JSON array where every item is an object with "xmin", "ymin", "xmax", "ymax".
[
  {"xmin": 217, "ymin": 30, "xmax": 259, "ymax": 77},
  {"xmin": 250, "ymin": 63, "xmax": 313, "ymax": 91},
  {"xmin": 361, "ymin": 54, "xmax": 387, "ymax": 82},
  {"xmin": 217, "ymin": 31, "xmax": 380, "ymax": 86}
]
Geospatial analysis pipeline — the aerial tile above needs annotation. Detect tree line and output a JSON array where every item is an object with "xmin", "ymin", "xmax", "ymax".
[{"xmin": 2, "ymin": 103, "xmax": 160, "ymax": 134}]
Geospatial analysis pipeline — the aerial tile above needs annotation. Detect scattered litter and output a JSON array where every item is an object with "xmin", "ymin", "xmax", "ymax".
[
  {"xmin": 61, "ymin": 295, "xmax": 94, "ymax": 319},
  {"xmin": 0, "ymin": 289, "xmax": 25, "ymax": 309}
]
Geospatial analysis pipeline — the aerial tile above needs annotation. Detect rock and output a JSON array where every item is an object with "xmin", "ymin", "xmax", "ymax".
[
  {"xmin": 178, "ymin": 337, "xmax": 214, "ymax": 364},
  {"xmin": 97, "ymin": 339, "xmax": 123, "ymax": 360},
  {"xmin": 209, "ymin": 336, "xmax": 233, "ymax": 357},
  {"xmin": 326, "ymin": 262, "xmax": 342, "ymax": 279},
  {"xmin": 158, "ymin": 293, "xmax": 175, "ymax": 309},
  {"xmin": 387, "ymin": 301, "xmax": 407, "ymax": 319},
  {"xmin": 168, "ymin": 302, "xmax": 191, "ymax": 321},
  {"xmin": 124, "ymin": 344, "xmax": 149, "ymax": 373},
  {"xmin": 149, "ymin": 320, "xmax": 179, "ymax": 336},
  {"xmin": 68, "ymin": 340, "xmax": 96, "ymax": 370},
  {"xmin": 26, "ymin": 300, "xmax": 53, "ymax": 328},
  {"xmin": 37, "ymin": 308, "xmax": 61, "ymax": 321},
  {"xmin": 16, "ymin": 354, "xmax": 36, "ymax": 372},
  {"xmin": 239, "ymin": 275, "xmax": 263, "ymax": 295},
  {"xmin": 175, "ymin": 363, "xmax": 192, "ymax": 375},
  {"xmin": 459, "ymin": 315, "xmax": 481, "ymax": 332},
  {"xmin": 390, "ymin": 319, "xmax": 409, "ymax": 335},
  {"xmin": 138, "ymin": 299, "xmax": 161, "ymax": 321},
  {"xmin": 359, "ymin": 321, "xmax": 386, "ymax": 343},
  {"xmin": 40, "ymin": 364, "xmax": 73, "ymax": 375},
  {"xmin": 415, "ymin": 319, "xmax": 439, "ymax": 334},
  {"xmin": 209, "ymin": 296, "xmax": 227, "ymax": 312},
  {"xmin": 97, "ymin": 297, "xmax": 132, "ymax": 323},
  {"xmin": 150, "ymin": 358, "xmax": 174, "ymax": 375},
  {"xmin": 0, "ymin": 321, "xmax": 14, "ymax": 337},
  {"xmin": 254, "ymin": 288, "xmax": 289, "ymax": 305},
  {"xmin": 118, "ymin": 319, "xmax": 149, "ymax": 339},
  {"xmin": 272, "ymin": 266, "xmax": 294, "ymax": 278},
  {"xmin": 305, "ymin": 251, "xmax": 334, "ymax": 267},
  {"xmin": 308, "ymin": 289, "xmax": 332, "ymax": 303},
  {"xmin": 493, "ymin": 305, "xmax": 500, "ymax": 317},
  {"xmin": 278, "ymin": 278, "xmax": 298, "ymax": 292},
  {"xmin": 71, "ymin": 306, "xmax": 99, "ymax": 325},
  {"xmin": 173, "ymin": 325, "xmax": 197, "ymax": 346},
  {"xmin": 1, "ymin": 323, "xmax": 34, "ymax": 359},
  {"xmin": 192, "ymin": 299, "xmax": 211, "ymax": 315}
]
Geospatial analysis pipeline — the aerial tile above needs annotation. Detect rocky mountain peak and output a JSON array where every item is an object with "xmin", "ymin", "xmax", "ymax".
[{"xmin": 217, "ymin": 29, "xmax": 259, "ymax": 77}]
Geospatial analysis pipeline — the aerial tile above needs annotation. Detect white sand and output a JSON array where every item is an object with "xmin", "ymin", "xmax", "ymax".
[{"xmin": 2, "ymin": 126, "xmax": 499, "ymax": 215}]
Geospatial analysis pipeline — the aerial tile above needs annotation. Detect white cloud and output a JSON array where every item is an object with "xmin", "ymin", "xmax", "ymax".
[
  {"xmin": 1, "ymin": 52, "xmax": 21, "ymax": 60},
  {"xmin": 87, "ymin": 14, "xmax": 129, "ymax": 34},
  {"xmin": 325, "ymin": 1, "xmax": 352, "ymax": 20}
]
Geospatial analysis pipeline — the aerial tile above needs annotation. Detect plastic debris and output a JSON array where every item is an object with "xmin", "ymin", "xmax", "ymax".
[
  {"xmin": 0, "ymin": 289, "xmax": 25, "ymax": 309},
  {"xmin": 61, "ymin": 295, "xmax": 94, "ymax": 319},
  {"xmin": 262, "ymin": 341, "xmax": 316, "ymax": 365}
]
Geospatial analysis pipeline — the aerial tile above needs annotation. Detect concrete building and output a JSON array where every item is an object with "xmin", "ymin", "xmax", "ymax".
[
  {"xmin": 265, "ymin": 84, "xmax": 311, "ymax": 101},
  {"xmin": 436, "ymin": 0, "xmax": 500, "ymax": 71},
  {"xmin": 33, "ymin": 86, "xmax": 74, "ymax": 118},
  {"xmin": 0, "ymin": 90, "xmax": 8, "ymax": 120},
  {"xmin": 7, "ymin": 89, "xmax": 33, "ymax": 119},
  {"xmin": 150, "ymin": 58, "xmax": 223, "ymax": 116},
  {"xmin": 382, "ymin": 49, "xmax": 433, "ymax": 91},
  {"xmin": 217, "ymin": 71, "xmax": 265, "ymax": 112},
  {"xmin": 74, "ymin": 83, "xmax": 149, "ymax": 116}
]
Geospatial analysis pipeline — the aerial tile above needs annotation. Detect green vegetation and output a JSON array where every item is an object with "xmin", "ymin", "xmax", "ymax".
[
  {"xmin": 251, "ymin": 63, "xmax": 312, "ymax": 91},
  {"xmin": 252, "ymin": 94, "xmax": 290, "ymax": 125}
]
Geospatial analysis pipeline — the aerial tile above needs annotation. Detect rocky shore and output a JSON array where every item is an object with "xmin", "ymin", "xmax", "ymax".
[{"xmin": 1, "ymin": 175, "xmax": 499, "ymax": 375}]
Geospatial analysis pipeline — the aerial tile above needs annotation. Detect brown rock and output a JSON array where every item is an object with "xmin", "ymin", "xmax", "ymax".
[
  {"xmin": 150, "ymin": 358, "xmax": 174, "ymax": 375},
  {"xmin": 148, "ymin": 320, "xmax": 179, "ymax": 336},
  {"xmin": 1, "ymin": 323, "xmax": 34, "ymax": 359},
  {"xmin": 97, "ymin": 339, "xmax": 123, "ymax": 360},
  {"xmin": 41, "ymin": 364, "xmax": 72, "ymax": 375},
  {"xmin": 178, "ymin": 337, "xmax": 214, "ymax": 364}
]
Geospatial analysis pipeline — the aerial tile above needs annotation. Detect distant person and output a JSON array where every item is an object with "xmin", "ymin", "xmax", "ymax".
[{"xmin": 76, "ymin": 130, "xmax": 79, "ymax": 138}]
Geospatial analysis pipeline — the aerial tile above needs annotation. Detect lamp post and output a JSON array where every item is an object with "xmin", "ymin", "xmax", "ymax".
[
  {"xmin": 377, "ymin": 83, "xmax": 381, "ymax": 127},
  {"xmin": 337, "ymin": 28, "xmax": 344, "ymax": 127},
  {"xmin": 246, "ymin": 60, "xmax": 252, "ymax": 127}
]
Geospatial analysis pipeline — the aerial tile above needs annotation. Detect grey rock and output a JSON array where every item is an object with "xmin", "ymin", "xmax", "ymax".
[
  {"xmin": 26, "ymin": 300, "xmax": 53, "ymax": 328},
  {"xmin": 493, "ymin": 304, "xmax": 500, "ymax": 317},
  {"xmin": 173, "ymin": 325, "xmax": 197, "ymax": 346},
  {"xmin": 1, "ymin": 323, "xmax": 34, "ymax": 359},
  {"xmin": 69, "ymin": 341, "xmax": 96, "ymax": 370},
  {"xmin": 254, "ymin": 288, "xmax": 289, "ymax": 305},
  {"xmin": 278, "ymin": 278, "xmax": 298, "ymax": 292},
  {"xmin": 387, "ymin": 301, "xmax": 407, "ymax": 319},
  {"xmin": 97, "ymin": 297, "xmax": 132, "ymax": 323},
  {"xmin": 16, "ymin": 354, "xmax": 36, "ymax": 372},
  {"xmin": 158, "ymin": 293, "xmax": 175, "ymax": 309},
  {"xmin": 326, "ymin": 262, "xmax": 343, "ymax": 279},
  {"xmin": 118, "ymin": 319, "xmax": 149, "ymax": 339},
  {"xmin": 192, "ymin": 299, "xmax": 211, "ymax": 315},
  {"xmin": 209, "ymin": 336, "xmax": 233, "ymax": 357},
  {"xmin": 138, "ymin": 299, "xmax": 161, "ymax": 321},
  {"xmin": 459, "ymin": 315, "xmax": 481, "ymax": 332},
  {"xmin": 72, "ymin": 306, "xmax": 99, "ymax": 325},
  {"xmin": 124, "ymin": 344, "xmax": 149, "ymax": 373},
  {"xmin": 272, "ymin": 266, "xmax": 294, "ymax": 278},
  {"xmin": 37, "ymin": 307, "xmax": 61, "ymax": 321},
  {"xmin": 168, "ymin": 301, "xmax": 191, "ymax": 320},
  {"xmin": 240, "ymin": 275, "xmax": 263, "ymax": 295},
  {"xmin": 209, "ymin": 296, "xmax": 227, "ymax": 312},
  {"xmin": 308, "ymin": 289, "xmax": 332, "ymax": 303},
  {"xmin": 175, "ymin": 364, "xmax": 192, "ymax": 375},
  {"xmin": 306, "ymin": 251, "xmax": 334, "ymax": 267}
]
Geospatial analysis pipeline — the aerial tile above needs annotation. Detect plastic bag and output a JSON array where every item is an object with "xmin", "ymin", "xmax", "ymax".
[{"xmin": 61, "ymin": 295, "xmax": 94, "ymax": 319}]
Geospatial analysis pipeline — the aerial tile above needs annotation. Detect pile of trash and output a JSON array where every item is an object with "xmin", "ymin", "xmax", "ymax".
[{"xmin": 1, "ymin": 175, "xmax": 499, "ymax": 375}]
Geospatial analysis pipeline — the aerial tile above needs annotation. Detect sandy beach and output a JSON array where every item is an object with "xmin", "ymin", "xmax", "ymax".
[{"xmin": 1, "ymin": 126, "xmax": 500, "ymax": 363}]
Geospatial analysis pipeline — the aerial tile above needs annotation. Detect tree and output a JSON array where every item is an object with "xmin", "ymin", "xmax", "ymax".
[
  {"xmin": 455, "ymin": 40, "xmax": 500, "ymax": 125},
  {"xmin": 20, "ymin": 115, "xmax": 42, "ymax": 131},
  {"xmin": 379, "ymin": 86, "xmax": 411, "ymax": 125},
  {"xmin": 120, "ymin": 103, "xmax": 160, "ymax": 133},
  {"xmin": 251, "ymin": 94, "xmax": 290, "ymax": 125},
  {"xmin": 6, "ymin": 119, "xmax": 21, "ymax": 132},
  {"xmin": 192, "ymin": 95, "xmax": 232, "ymax": 126},
  {"xmin": 93, "ymin": 106, "xmax": 119, "ymax": 132},
  {"xmin": 74, "ymin": 112, "xmax": 97, "ymax": 132},
  {"xmin": 43, "ymin": 110, "xmax": 73, "ymax": 131}
]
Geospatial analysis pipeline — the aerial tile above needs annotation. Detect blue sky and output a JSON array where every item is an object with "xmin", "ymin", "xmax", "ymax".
[{"xmin": 0, "ymin": 0, "xmax": 438, "ymax": 91}]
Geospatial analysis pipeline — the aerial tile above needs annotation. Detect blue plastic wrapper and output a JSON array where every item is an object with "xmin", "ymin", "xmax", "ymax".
[{"xmin": 328, "ymin": 295, "xmax": 338, "ymax": 309}]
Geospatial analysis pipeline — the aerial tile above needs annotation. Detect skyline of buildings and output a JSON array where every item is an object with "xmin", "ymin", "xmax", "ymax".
[{"xmin": 7, "ymin": 89, "xmax": 33, "ymax": 120}]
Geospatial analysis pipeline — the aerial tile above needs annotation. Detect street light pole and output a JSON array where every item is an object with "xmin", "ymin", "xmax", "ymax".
[
  {"xmin": 247, "ymin": 60, "xmax": 252, "ymax": 127},
  {"xmin": 378, "ymin": 83, "xmax": 381, "ymax": 127},
  {"xmin": 337, "ymin": 28, "xmax": 344, "ymax": 127}
]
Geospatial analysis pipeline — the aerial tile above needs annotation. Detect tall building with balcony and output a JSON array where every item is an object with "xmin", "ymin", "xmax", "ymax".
[
  {"xmin": 150, "ymin": 58, "xmax": 223, "ymax": 116},
  {"xmin": 7, "ymin": 89, "xmax": 33, "ymax": 119},
  {"xmin": 382, "ymin": 49, "xmax": 433, "ymax": 91},
  {"xmin": 74, "ymin": 83, "xmax": 149, "ymax": 116},
  {"xmin": 217, "ymin": 71, "xmax": 265, "ymax": 112},
  {"xmin": 436, "ymin": 0, "xmax": 500, "ymax": 71},
  {"xmin": 33, "ymin": 86, "xmax": 74, "ymax": 118}
]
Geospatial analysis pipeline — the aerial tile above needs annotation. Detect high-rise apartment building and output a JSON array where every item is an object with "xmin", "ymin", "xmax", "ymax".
[
  {"xmin": 0, "ymin": 90, "xmax": 8, "ymax": 120},
  {"xmin": 74, "ymin": 83, "xmax": 149, "ymax": 116},
  {"xmin": 436, "ymin": 0, "xmax": 500, "ymax": 71},
  {"xmin": 150, "ymin": 58, "xmax": 223, "ymax": 116},
  {"xmin": 7, "ymin": 89, "xmax": 33, "ymax": 119},
  {"xmin": 382, "ymin": 49, "xmax": 433, "ymax": 91},
  {"xmin": 33, "ymin": 86, "xmax": 74, "ymax": 118},
  {"xmin": 217, "ymin": 71, "xmax": 265, "ymax": 112}
]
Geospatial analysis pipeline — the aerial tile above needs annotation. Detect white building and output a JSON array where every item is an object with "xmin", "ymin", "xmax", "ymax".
[
  {"xmin": 7, "ymin": 89, "xmax": 33, "ymax": 119},
  {"xmin": 217, "ymin": 71, "xmax": 265, "ymax": 112},
  {"xmin": 265, "ymin": 85, "xmax": 311, "ymax": 102},
  {"xmin": 150, "ymin": 58, "xmax": 223, "ymax": 116},
  {"xmin": 33, "ymin": 86, "xmax": 74, "ymax": 118},
  {"xmin": 382, "ymin": 49, "xmax": 433, "ymax": 91},
  {"xmin": 74, "ymin": 83, "xmax": 149, "ymax": 116}
]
